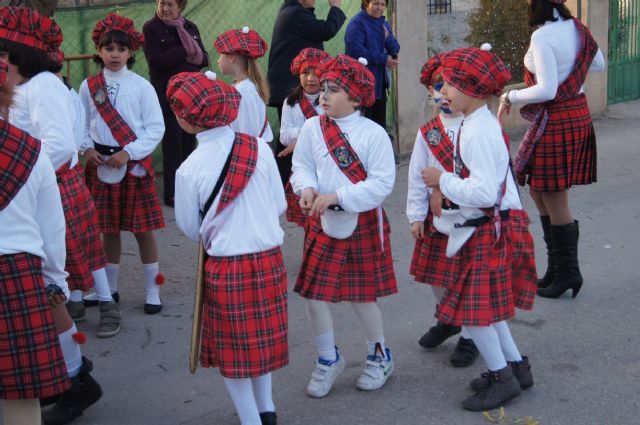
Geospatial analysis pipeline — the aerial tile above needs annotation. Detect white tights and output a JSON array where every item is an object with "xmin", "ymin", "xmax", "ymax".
[
  {"xmin": 223, "ymin": 373, "xmax": 274, "ymax": 425},
  {"xmin": 463, "ymin": 321, "xmax": 522, "ymax": 371}
]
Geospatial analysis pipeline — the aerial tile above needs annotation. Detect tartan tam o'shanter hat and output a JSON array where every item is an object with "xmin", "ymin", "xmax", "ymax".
[
  {"xmin": 0, "ymin": 6, "xmax": 64, "ymax": 63},
  {"xmin": 316, "ymin": 54, "xmax": 376, "ymax": 107},
  {"xmin": 214, "ymin": 26, "xmax": 268, "ymax": 59},
  {"xmin": 419, "ymin": 52, "xmax": 449, "ymax": 89},
  {"xmin": 291, "ymin": 48, "xmax": 332, "ymax": 76},
  {"xmin": 91, "ymin": 12, "xmax": 144, "ymax": 51}
]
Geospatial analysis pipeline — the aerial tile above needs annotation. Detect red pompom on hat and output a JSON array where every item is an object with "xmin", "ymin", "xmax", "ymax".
[
  {"xmin": 166, "ymin": 71, "xmax": 242, "ymax": 129},
  {"xmin": 419, "ymin": 53, "xmax": 448, "ymax": 89},
  {"xmin": 0, "ymin": 62, "xmax": 7, "ymax": 86},
  {"xmin": 316, "ymin": 55, "xmax": 376, "ymax": 107},
  {"xmin": 214, "ymin": 26, "xmax": 268, "ymax": 59},
  {"xmin": 291, "ymin": 48, "xmax": 331, "ymax": 76},
  {"xmin": 72, "ymin": 332, "xmax": 87, "ymax": 345},
  {"xmin": 92, "ymin": 12, "xmax": 144, "ymax": 51},
  {"xmin": 440, "ymin": 46, "xmax": 511, "ymax": 99},
  {"xmin": 0, "ymin": 6, "xmax": 63, "ymax": 63}
]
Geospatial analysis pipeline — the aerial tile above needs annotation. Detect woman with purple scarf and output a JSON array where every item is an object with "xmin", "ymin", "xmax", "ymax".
[{"xmin": 143, "ymin": 0, "xmax": 209, "ymax": 207}]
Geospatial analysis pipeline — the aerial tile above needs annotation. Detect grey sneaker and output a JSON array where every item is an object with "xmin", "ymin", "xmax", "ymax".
[
  {"xmin": 306, "ymin": 349, "xmax": 345, "ymax": 398},
  {"xmin": 97, "ymin": 301, "xmax": 121, "ymax": 338},
  {"xmin": 66, "ymin": 301, "xmax": 86, "ymax": 322}
]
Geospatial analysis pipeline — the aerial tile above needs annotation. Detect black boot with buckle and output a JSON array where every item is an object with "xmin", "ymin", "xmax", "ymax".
[
  {"xmin": 449, "ymin": 337, "xmax": 479, "ymax": 367},
  {"xmin": 470, "ymin": 356, "xmax": 533, "ymax": 392},
  {"xmin": 537, "ymin": 220, "xmax": 583, "ymax": 299},
  {"xmin": 462, "ymin": 366, "xmax": 522, "ymax": 411},
  {"xmin": 537, "ymin": 216, "xmax": 555, "ymax": 288}
]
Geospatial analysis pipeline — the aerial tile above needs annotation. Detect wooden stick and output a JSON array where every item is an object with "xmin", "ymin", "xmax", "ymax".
[{"xmin": 189, "ymin": 241, "xmax": 206, "ymax": 374}]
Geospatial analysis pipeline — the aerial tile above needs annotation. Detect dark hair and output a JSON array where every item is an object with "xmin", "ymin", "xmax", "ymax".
[
  {"xmin": 92, "ymin": 30, "xmax": 136, "ymax": 68},
  {"xmin": 528, "ymin": 0, "xmax": 572, "ymax": 27},
  {"xmin": 286, "ymin": 85, "xmax": 305, "ymax": 106},
  {"xmin": 0, "ymin": 39, "xmax": 62, "ymax": 78},
  {"xmin": 0, "ymin": 84, "xmax": 15, "ymax": 114},
  {"xmin": 361, "ymin": 0, "xmax": 386, "ymax": 10}
]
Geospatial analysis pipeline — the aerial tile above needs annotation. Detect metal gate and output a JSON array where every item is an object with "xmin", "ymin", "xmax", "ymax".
[{"xmin": 608, "ymin": 0, "xmax": 640, "ymax": 104}]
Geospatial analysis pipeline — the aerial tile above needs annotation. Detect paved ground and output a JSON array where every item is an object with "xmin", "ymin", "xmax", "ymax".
[{"xmin": 21, "ymin": 104, "xmax": 640, "ymax": 425}]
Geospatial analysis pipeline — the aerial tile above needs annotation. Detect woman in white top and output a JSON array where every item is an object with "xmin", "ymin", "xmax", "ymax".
[{"xmin": 498, "ymin": 0, "xmax": 605, "ymax": 300}]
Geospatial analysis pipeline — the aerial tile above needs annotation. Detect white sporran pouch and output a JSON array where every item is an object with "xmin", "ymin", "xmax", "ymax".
[
  {"xmin": 320, "ymin": 209, "xmax": 359, "ymax": 239},
  {"xmin": 432, "ymin": 208, "xmax": 465, "ymax": 236},
  {"xmin": 97, "ymin": 161, "xmax": 127, "ymax": 184},
  {"xmin": 446, "ymin": 225, "xmax": 475, "ymax": 258}
]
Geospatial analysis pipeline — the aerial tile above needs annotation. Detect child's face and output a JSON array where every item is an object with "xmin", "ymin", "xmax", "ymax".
[
  {"xmin": 217, "ymin": 53, "xmax": 234, "ymax": 75},
  {"xmin": 320, "ymin": 81, "xmax": 359, "ymax": 119},
  {"xmin": 440, "ymin": 80, "xmax": 477, "ymax": 116},
  {"xmin": 429, "ymin": 81, "xmax": 454, "ymax": 115},
  {"xmin": 0, "ymin": 51, "xmax": 24, "ymax": 88},
  {"xmin": 300, "ymin": 67, "xmax": 320, "ymax": 95},
  {"xmin": 98, "ymin": 42, "xmax": 131, "ymax": 72}
]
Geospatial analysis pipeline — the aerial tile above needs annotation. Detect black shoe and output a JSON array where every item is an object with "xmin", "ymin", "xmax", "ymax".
[
  {"xmin": 42, "ymin": 357, "xmax": 103, "ymax": 425},
  {"xmin": 39, "ymin": 394, "xmax": 60, "ymax": 408},
  {"xmin": 164, "ymin": 197, "xmax": 174, "ymax": 207},
  {"xmin": 418, "ymin": 322, "xmax": 461, "ymax": 349},
  {"xmin": 470, "ymin": 356, "xmax": 534, "ymax": 392},
  {"xmin": 537, "ymin": 220, "xmax": 584, "ymax": 299},
  {"xmin": 537, "ymin": 216, "xmax": 555, "ymax": 289},
  {"xmin": 449, "ymin": 337, "xmax": 479, "ymax": 367},
  {"xmin": 144, "ymin": 303, "xmax": 162, "ymax": 315},
  {"xmin": 260, "ymin": 411, "xmax": 277, "ymax": 425},
  {"xmin": 83, "ymin": 291, "xmax": 119, "ymax": 307},
  {"xmin": 462, "ymin": 366, "xmax": 521, "ymax": 411}
]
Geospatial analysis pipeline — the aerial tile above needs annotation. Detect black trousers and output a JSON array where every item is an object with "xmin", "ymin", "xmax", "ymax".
[
  {"xmin": 161, "ymin": 110, "xmax": 196, "ymax": 205},
  {"xmin": 364, "ymin": 94, "xmax": 387, "ymax": 131},
  {"xmin": 271, "ymin": 105, "xmax": 292, "ymax": 187}
]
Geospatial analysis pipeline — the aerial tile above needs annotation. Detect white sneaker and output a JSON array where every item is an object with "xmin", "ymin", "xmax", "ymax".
[
  {"xmin": 356, "ymin": 348, "xmax": 394, "ymax": 391},
  {"xmin": 306, "ymin": 350, "xmax": 345, "ymax": 398}
]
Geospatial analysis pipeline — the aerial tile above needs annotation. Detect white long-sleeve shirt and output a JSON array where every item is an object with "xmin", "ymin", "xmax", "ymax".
[
  {"xmin": 230, "ymin": 79, "xmax": 274, "ymax": 143},
  {"xmin": 68, "ymin": 87, "xmax": 88, "ymax": 153},
  {"xmin": 9, "ymin": 72, "xmax": 77, "ymax": 171},
  {"xmin": 279, "ymin": 93, "xmax": 323, "ymax": 146},
  {"xmin": 291, "ymin": 112, "xmax": 396, "ymax": 213},
  {"xmin": 79, "ymin": 68, "xmax": 165, "ymax": 171},
  {"xmin": 0, "ymin": 152, "xmax": 68, "ymax": 290},
  {"xmin": 406, "ymin": 114, "xmax": 463, "ymax": 224},
  {"xmin": 174, "ymin": 126, "xmax": 286, "ymax": 256},
  {"xmin": 509, "ymin": 12, "xmax": 605, "ymax": 104}
]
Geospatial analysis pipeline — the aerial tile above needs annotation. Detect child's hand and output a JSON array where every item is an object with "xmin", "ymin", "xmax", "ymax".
[
  {"xmin": 300, "ymin": 188, "xmax": 317, "ymax": 214},
  {"xmin": 430, "ymin": 187, "xmax": 444, "ymax": 218},
  {"xmin": 84, "ymin": 148, "xmax": 105, "ymax": 167},
  {"xmin": 309, "ymin": 192, "xmax": 338, "ymax": 217},
  {"xmin": 277, "ymin": 143, "xmax": 296, "ymax": 157},
  {"xmin": 106, "ymin": 150, "xmax": 130, "ymax": 168},
  {"xmin": 48, "ymin": 293, "xmax": 67, "ymax": 308},
  {"xmin": 497, "ymin": 102, "xmax": 511, "ymax": 126},
  {"xmin": 421, "ymin": 167, "xmax": 442, "ymax": 188},
  {"xmin": 410, "ymin": 221, "xmax": 424, "ymax": 240}
]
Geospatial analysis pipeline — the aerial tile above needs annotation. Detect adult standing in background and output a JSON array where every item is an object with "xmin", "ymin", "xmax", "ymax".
[
  {"xmin": 268, "ymin": 0, "xmax": 346, "ymax": 185},
  {"xmin": 143, "ymin": 0, "xmax": 209, "ymax": 207},
  {"xmin": 344, "ymin": 0, "xmax": 399, "ymax": 131}
]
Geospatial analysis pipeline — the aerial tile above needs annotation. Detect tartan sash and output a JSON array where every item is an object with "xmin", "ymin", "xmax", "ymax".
[
  {"xmin": 87, "ymin": 72, "xmax": 153, "ymax": 175},
  {"xmin": 0, "ymin": 119, "xmax": 41, "ymax": 210},
  {"xmin": 299, "ymin": 95, "xmax": 319, "ymax": 120},
  {"xmin": 259, "ymin": 112, "xmax": 269, "ymax": 138},
  {"xmin": 216, "ymin": 133, "xmax": 259, "ymax": 215},
  {"xmin": 514, "ymin": 18, "xmax": 599, "ymax": 181},
  {"xmin": 319, "ymin": 115, "xmax": 367, "ymax": 184},
  {"xmin": 419, "ymin": 116, "xmax": 456, "ymax": 173}
]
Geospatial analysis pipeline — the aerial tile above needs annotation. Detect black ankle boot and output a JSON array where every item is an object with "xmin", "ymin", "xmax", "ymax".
[
  {"xmin": 449, "ymin": 337, "xmax": 478, "ymax": 367},
  {"xmin": 537, "ymin": 216, "xmax": 554, "ymax": 289},
  {"xmin": 537, "ymin": 220, "xmax": 583, "ymax": 299},
  {"xmin": 463, "ymin": 366, "xmax": 521, "ymax": 411},
  {"xmin": 470, "ymin": 356, "xmax": 533, "ymax": 391},
  {"xmin": 42, "ymin": 357, "xmax": 103, "ymax": 425},
  {"xmin": 260, "ymin": 411, "xmax": 277, "ymax": 425},
  {"xmin": 418, "ymin": 320, "xmax": 461, "ymax": 349}
]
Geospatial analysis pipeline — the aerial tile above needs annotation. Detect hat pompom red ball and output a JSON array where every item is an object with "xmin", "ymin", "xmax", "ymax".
[{"xmin": 72, "ymin": 332, "xmax": 87, "ymax": 344}]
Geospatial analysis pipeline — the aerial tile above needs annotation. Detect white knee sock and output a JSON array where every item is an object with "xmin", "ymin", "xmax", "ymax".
[
  {"xmin": 1, "ymin": 398, "xmax": 41, "ymax": 425},
  {"xmin": 92, "ymin": 268, "xmax": 113, "ymax": 302},
  {"xmin": 223, "ymin": 377, "xmax": 261, "ymax": 425},
  {"xmin": 105, "ymin": 263, "xmax": 119, "ymax": 293},
  {"xmin": 305, "ymin": 300, "xmax": 337, "ymax": 361},
  {"xmin": 314, "ymin": 330, "xmax": 337, "ymax": 362},
  {"xmin": 431, "ymin": 285, "xmax": 446, "ymax": 302},
  {"xmin": 251, "ymin": 373, "xmax": 275, "ymax": 413},
  {"xmin": 69, "ymin": 290, "xmax": 83, "ymax": 303},
  {"xmin": 493, "ymin": 321, "xmax": 523, "ymax": 362},
  {"xmin": 461, "ymin": 327, "xmax": 472, "ymax": 339},
  {"xmin": 463, "ymin": 326, "xmax": 507, "ymax": 371},
  {"xmin": 351, "ymin": 302, "xmax": 387, "ymax": 358},
  {"xmin": 58, "ymin": 325, "xmax": 83, "ymax": 378},
  {"xmin": 143, "ymin": 262, "xmax": 161, "ymax": 305}
]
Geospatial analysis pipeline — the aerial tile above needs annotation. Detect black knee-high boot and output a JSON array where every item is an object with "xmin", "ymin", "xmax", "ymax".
[
  {"xmin": 537, "ymin": 216, "xmax": 554, "ymax": 288},
  {"xmin": 537, "ymin": 220, "xmax": 583, "ymax": 299}
]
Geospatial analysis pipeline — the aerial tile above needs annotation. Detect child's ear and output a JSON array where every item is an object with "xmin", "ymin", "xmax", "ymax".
[{"xmin": 428, "ymin": 86, "xmax": 435, "ymax": 96}]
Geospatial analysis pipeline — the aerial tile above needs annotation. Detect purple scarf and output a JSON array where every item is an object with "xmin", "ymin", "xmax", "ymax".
[{"xmin": 161, "ymin": 14, "xmax": 203, "ymax": 66}]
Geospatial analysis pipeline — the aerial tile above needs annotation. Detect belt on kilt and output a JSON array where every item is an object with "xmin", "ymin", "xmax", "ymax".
[
  {"xmin": 454, "ymin": 209, "xmax": 510, "ymax": 228},
  {"xmin": 93, "ymin": 142, "xmax": 123, "ymax": 156}
]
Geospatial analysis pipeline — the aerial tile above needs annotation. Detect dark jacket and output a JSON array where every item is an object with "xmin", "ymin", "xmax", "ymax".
[
  {"xmin": 267, "ymin": 0, "xmax": 346, "ymax": 106},
  {"xmin": 142, "ymin": 15, "xmax": 209, "ymax": 112},
  {"xmin": 345, "ymin": 10, "xmax": 400, "ymax": 100}
]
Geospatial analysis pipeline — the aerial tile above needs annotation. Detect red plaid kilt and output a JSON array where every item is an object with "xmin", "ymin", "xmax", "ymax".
[
  {"xmin": 410, "ymin": 214, "xmax": 460, "ymax": 288},
  {"xmin": 85, "ymin": 164, "xmax": 165, "ymax": 234},
  {"xmin": 284, "ymin": 181, "xmax": 306, "ymax": 227},
  {"xmin": 436, "ymin": 222, "xmax": 514, "ymax": 327},
  {"xmin": 294, "ymin": 209, "xmax": 397, "ymax": 302},
  {"xmin": 525, "ymin": 94, "xmax": 597, "ymax": 191},
  {"xmin": 200, "ymin": 247, "xmax": 288, "ymax": 378},
  {"xmin": 57, "ymin": 164, "xmax": 105, "ymax": 291},
  {"xmin": 0, "ymin": 253, "xmax": 70, "ymax": 400},
  {"xmin": 504, "ymin": 210, "xmax": 537, "ymax": 311}
]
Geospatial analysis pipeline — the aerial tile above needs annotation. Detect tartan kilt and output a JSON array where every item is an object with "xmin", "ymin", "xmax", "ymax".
[
  {"xmin": 436, "ymin": 221, "xmax": 514, "ymax": 327},
  {"xmin": 200, "ymin": 247, "xmax": 289, "ymax": 378},
  {"xmin": 294, "ymin": 209, "xmax": 397, "ymax": 302},
  {"xmin": 85, "ymin": 164, "xmax": 165, "ymax": 234},
  {"xmin": 504, "ymin": 210, "xmax": 536, "ymax": 311},
  {"xmin": 284, "ymin": 181, "xmax": 306, "ymax": 227},
  {"xmin": 410, "ymin": 215, "xmax": 460, "ymax": 288},
  {"xmin": 525, "ymin": 94, "xmax": 597, "ymax": 191},
  {"xmin": 57, "ymin": 165, "xmax": 105, "ymax": 291},
  {"xmin": 0, "ymin": 253, "xmax": 70, "ymax": 399}
]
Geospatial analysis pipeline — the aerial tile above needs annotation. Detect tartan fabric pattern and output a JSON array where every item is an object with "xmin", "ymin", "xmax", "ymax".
[
  {"xmin": 441, "ymin": 48, "xmax": 511, "ymax": 99},
  {"xmin": 410, "ymin": 212, "xmax": 460, "ymax": 287},
  {"xmin": 319, "ymin": 115, "xmax": 367, "ymax": 184},
  {"xmin": 85, "ymin": 164, "xmax": 165, "ymax": 234},
  {"xmin": 294, "ymin": 209, "xmax": 397, "ymax": 302},
  {"xmin": 166, "ymin": 72, "xmax": 241, "ymax": 129},
  {"xmin": 317, "ymin": 54, "xmax": 376, "ymax": 107},
  {"xmin": 57, "ymin": 165, "xmax": 105, "ymax": 291},
  {"xmin": 216, "ymin": 133, "xmax": 258, "ymax": 214},
  {"xmin": 290, "ymin": 47, "xmax": 331, "ymax": 75},
  {"xmin": 298, "ymin": 95, "xmax": 319, "ymax": 120},
  {"xmin": 0, "ymin": 253, "xmax": 70, "ymax": 399},
  {"xmin": 515, "ymin": 18, "xmax": 599, "ymax": 187},
  {"xmin": 214, "ymin": 28, "xmax": 268, "ymax": 59},
  {"xmin": 419, "ymin": 53, "xmax": 447, "ymax": 88},
  {"xmin": 200, "ymin": 247, "xmax": 288, "ymax": 378},
  {"xmin": 0, "ymin": 6, "xmax": 63, "ymax": 62},
  {"xmin": 87, "ymin": 71, "xmax": 154, "ymax": 176},
  {"xmin": 284, "ymin": 181, "xmax": 306, "ymax": 227},
  {"xmin": 0, "ymin": 118, "xmax": 40, "ymax": 211},
  {"xmin": 504, "ymin": 209, "xmax": 536, "ymax": 310},
  {"xmin": 91, "ymin": 12, "xmax": 144, "ymax": 51},
  {"xmin": 419, "ymin": 116, "xmax": 455, "ymax": 173}
]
